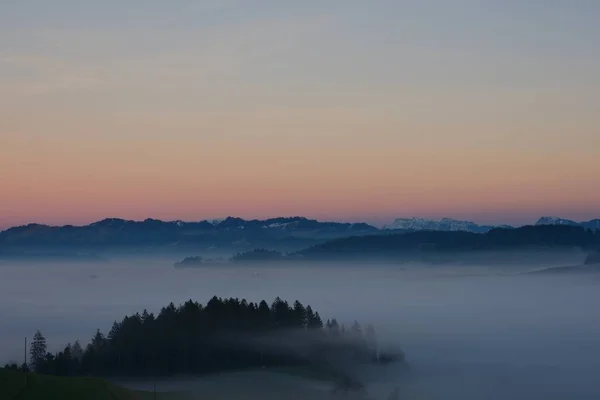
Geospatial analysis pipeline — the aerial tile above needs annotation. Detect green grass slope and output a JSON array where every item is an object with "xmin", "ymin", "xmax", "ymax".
[{"xmin": 0, "ymin": 368, "xmax": 139, "ymax": 400}]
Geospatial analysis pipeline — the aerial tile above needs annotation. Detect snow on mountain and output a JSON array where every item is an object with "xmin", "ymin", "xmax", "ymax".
[
  {"xmin": 535, "ymin": 216, "xmax": 579, "ymax": 226},
  {"xmin": 383, "ymin": 217, "xmax": 498, "ymax": 233},
  {"xmin": 263, "ymin": 222, "xmax": 295, "ymax": 229},
  {"xmin": 535, "ymin": 216, "xmax": 600, "ymax": 230},
  {"xmin": 89, "ymin": 218, "xmax": 128, "ymax": 228},
  {"xmin": 384, "ymin": 218, "xmax": 438, "ymax": 231}
]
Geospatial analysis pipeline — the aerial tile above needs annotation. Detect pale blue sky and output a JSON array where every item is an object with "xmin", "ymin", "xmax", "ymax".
[{"xmin": 1, "ymin": 1, "xmax": 599, "ymax": 227}]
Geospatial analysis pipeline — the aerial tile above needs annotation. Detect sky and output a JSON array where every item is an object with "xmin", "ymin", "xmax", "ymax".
[{"xmin": 1, "ymin": 0, "xmax": 599, "ymax": 228}]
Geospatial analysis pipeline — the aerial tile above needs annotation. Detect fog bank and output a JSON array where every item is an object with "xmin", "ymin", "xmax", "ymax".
[{"xmin": 1, "ymin": 257, "xmax": 600, "ymax": 398}]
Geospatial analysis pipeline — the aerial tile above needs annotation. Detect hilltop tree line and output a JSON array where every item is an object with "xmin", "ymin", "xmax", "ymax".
[
  {"xmin": 204, "ymin": 226, "xmax": 600, "ymax": 263},
  {"xmin": 231, "ymin": 249, "xmax": 284, "ymax": 263},
  {"xmin": 301, "ymin": 225, "xmax": 600, "ymax": 257},
  {"xmin": 5, "ymin": 296, "xmax": 394, "ymax": 378}
]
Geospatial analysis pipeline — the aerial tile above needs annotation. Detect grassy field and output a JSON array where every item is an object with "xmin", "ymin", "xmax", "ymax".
[
  {"xmin": 0, "ymin": 366, "xmax": 339, "ymax": 400},
  {"xmin": 119, "ymin": 368, "xmax": 338, "ymax": 400},
  {"xmin": 0, "ymin": 368, "xmax": 139, "ymax": 400},
  {"xmin": 0, "ymin": 367, "xmax": 419, "ymax": 400},
  {"xmin": 135, "ymin": 391, "xmax": 192, "ymax": 400}
]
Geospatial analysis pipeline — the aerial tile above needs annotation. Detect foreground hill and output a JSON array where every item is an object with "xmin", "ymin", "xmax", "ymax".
[{"xmin": 0, "ymin": 368, "xmax": 137, "ymax": 400}]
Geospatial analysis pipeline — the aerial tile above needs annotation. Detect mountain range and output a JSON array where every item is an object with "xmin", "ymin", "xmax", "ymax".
[
  {"xmin": 0, "ymin": 217, "xmax": 378, "ymax": 257},
  {"xmin": 0, "ymin": 215, "xmax": 597, "ymax": 259},
  {"xmin": 534, "ymin": 216, "xmax": 600, "ymax": 230},
  {"xmin": 383, "ymin": 217, "xmax": 510, "ymax": 233},
  {"xmin": 383, "ymin": 216, "xmax": 599, "ymax": 233}
]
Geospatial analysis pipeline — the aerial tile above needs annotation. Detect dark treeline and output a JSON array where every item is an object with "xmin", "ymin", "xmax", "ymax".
[
  {"xmin": 6, "ymin": 297, "xmax": 397, "ymax": 378},
  {"xmin": 300, "ymin": 225, "xmax": 600, "ymax": 258},
  {"xmin": 223, "ymin": 225, "xmax": 600, "ymax": 263},
  {"xmin": 231, "ymin": 248, "xmax": 284, "ymax": 263}
]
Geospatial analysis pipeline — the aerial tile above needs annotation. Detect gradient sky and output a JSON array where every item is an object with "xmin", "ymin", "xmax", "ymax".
[{"xmin": 1, "ymin": 0, "xmax": 599, "ymax": 228}]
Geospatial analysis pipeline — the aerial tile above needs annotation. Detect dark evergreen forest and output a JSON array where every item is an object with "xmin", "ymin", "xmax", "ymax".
[{"xmin": 5, "ymin": 297, "xmax": 401, "ymax": 379}]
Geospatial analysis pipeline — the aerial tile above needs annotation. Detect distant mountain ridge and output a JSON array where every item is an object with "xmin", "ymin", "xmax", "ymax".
[
  {"xmin": 535, "ymin": 216, "xmax": 600, "ymax": 230},
  {"xmin": 1, "ymin": 215, "xmax": 598, "ymax": 258},
  {"xmin": 0, "ymin": 216, "xmax": 378, "ymax": 254},
  {"xmin": 3, "ymin": 216, "xmax": 377, "ymax": 235},
  {"xmin": 382, "ymin": 216, "xmax": 600, "ymax": 233},
  {"xmin": 383, "ymin": 217, "xmax": 509, "ymax": 233}
]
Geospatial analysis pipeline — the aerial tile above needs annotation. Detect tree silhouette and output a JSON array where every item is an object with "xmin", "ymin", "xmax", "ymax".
[
  {"xmin": 306, "ymin": 306, "xmax": 323, "ymax": 329},
  {"xmin": 70, "ymin": 340, "xmax": 83, "ymax": 361},
  {"xmin": 293, "ymin": 300, "xmax": 307, "ymax": 329},
  {"xmin": 29, "ymin": 330, "xmax": 47, "ymax": 372},
  {"xmin": 26, "ymin": 296, "xmax": 402, "ymax": 378}
]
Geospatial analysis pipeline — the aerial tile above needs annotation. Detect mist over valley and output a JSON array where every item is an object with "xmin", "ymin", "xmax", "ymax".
[{"xmin": 2, "ymin": 249, "xmax": 600, "ymax": 398}]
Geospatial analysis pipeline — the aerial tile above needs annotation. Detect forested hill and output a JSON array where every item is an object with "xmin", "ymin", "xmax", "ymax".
[
  {"xmin": 296, "ymin": 225, "xmax": 600, "ymax": 259},
  {"xmin": 9, "ymin": 297, "xmax": 402, "ymax": 380}
]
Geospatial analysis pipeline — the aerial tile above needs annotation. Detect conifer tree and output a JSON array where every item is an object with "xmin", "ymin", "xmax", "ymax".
[
  {"xmin": 29, "ymin": 330, "xmax": 47, "ymax": 372},
  {"xmin": 293, "ymin": 300, "xmax": 307, "ymax": 328},
  {"xmin": 70, "ymin": 340, "xmax": 83, "ymax": 361}
]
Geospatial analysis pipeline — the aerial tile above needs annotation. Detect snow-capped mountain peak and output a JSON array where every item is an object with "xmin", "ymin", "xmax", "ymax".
[
  {"xmin": 383, "ymin": 217, "xmax": 433, "ymax": 230},
  {"xmin": 534, "ymin": 216, "xmax": 600, "ymax": 230},
  {"xmin": 383, "ymin": 217, "xmax": 497, "ymax": 233},
  {"xmin": 535, "ymin": 216, "xmax": 578, "ymax": 226}
]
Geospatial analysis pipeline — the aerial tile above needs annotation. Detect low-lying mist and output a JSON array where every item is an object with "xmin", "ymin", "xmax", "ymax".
[{"xmin": 2, "ymin": 253, "xmax": 600, "ymax": 399}]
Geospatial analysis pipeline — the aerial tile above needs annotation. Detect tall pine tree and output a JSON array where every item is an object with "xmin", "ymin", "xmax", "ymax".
[
  {"xmin": 293, "ymin": 300, "xmax": 307, "ymax": 328},
  {"xmin": 29, "ymin": 330, "xmax": 47, "ymax": 372}
]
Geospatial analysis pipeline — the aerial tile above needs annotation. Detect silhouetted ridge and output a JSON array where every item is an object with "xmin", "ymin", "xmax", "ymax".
[
  {"xmin": 535, "ymin": 216, "xmax": 600, "ymax": 230},
  {"xmin": 0, "ymin": 216, "xmax": 378, "ymax": 251},
  {"xmin": 2, "ymin": 217, "xmax": 597, "ymax": 257},
  {"xmin": 231, "ymin": 249, "xmax": 284, "ymax": 262},
  {"xmin": 297, "ymin": 225, "xmax": 600, "ymax": 259}
]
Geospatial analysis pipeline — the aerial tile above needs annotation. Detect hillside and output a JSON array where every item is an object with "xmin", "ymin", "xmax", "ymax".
[
  {"xmin": 296, "ymin": 225, "xmax": 600, "ymax": 260},
  {"xmin": 0, "ymin": 368, "xmax": 137, "ymax": 400}
]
